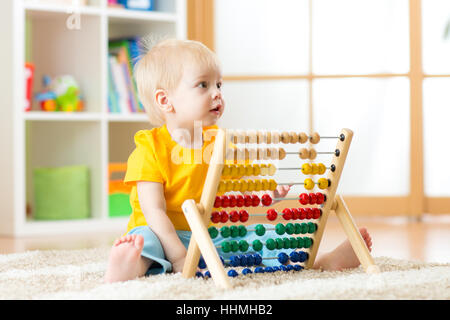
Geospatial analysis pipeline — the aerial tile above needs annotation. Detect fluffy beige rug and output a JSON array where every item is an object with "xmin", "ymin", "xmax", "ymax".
[{"xmin": 0, "ymin": 246, "xmax": 449, "ymax": 300}]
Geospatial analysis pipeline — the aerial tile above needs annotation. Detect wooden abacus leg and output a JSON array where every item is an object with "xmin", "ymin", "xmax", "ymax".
[
  {"xmin": 182, "ymin": 199, "xmax": 232, "ymax": 289},
  {"xmin": 333, "ymin": 195, "xmax": 380, "ymax": 274}
]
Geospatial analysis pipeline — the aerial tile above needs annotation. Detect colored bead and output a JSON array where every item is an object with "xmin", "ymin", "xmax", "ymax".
[
  {"xmin": 291, "ymin": 208, "xmax": 300, "ymax": 220},
  {"xmin": 318, "ymin": 178, "xmax": 329, "ymax": 190},
  {"xmin": 298, "ymin": 251, "xmax": 308, "ymax": 262},
  {"xmin": 230, "ymin": 240, "xmax": 239, "ymax": 252},
  {"xmin": 268, "ymin": 179, "xmax": 277, "ymax": 191},
  {"xmin": 299, "ymin": 148, "xmax": 309, "ymax": 160},
  {"xmin": 266, "ymin": 209, "xmax": 277, "ymax": 221},
  {"xmin": 236, "ymin": 195, "xmax": 244, "ymax": 207},
  {"xmin": 208, "ymin": 226, "xmax": 219, "ymax": 239},
  {"xmin": 221, "ymin": 196, "xmax": 230, "ymax": 208},
  {"xmin": 309, "ymin": 193, "xmax": 317, "ymax": 204},
  {"xmin": 230, "ymin": 165, "xmax": 239, "ymax": 177},
  {"xmin": 304, "ymin": 178, "xmax": 314, "ymax": 190},
  {"xmin": 311, "ymin": 163, "xmax": 319, "ymax": 175},
  {"xmin": 238, "ymin": 225, "xmax": 247, "ymax": 237},
  {"xmin": 211, "ymin": 211, "xmax": 221, "ymax": 223},
  {"xmin": 228, "ymin": 195, "xmax": 237, "ymax": 207},
  {"xmin": 261, "ymin": 194, "xmax": 272, "ymax": 206},
  {"xmin": 222, "ymin": 241, "xmax": 231, "ymax": 253},
  {"xmin": 218, "ymin": 181, "xmax": 227, "ymax": 193},
  {"xmin": 238, "ymin": 164, "xmax": 246, "ymax": 176},
  {"xmin": 259, "ymin": 164, "xmax": 268, "ymax": 176},
  {"xmin": 296, "ymin": 237, "xmax": 304, "ymax": 248},
  {"xmin": 280, "ymin": 265, "xmax": 288, "ymax": 272},
  {"xmin": 282, "ymin": 208, "xmax": 292, "ymax": 220},
  {"xmin": 239, "ymin": 240, "xmax": 249, "ymax": 252},
  {"xmin": 244, "ymin": 195, "xmax": 252, "ymax": 207},
  {"xmin": 285, "ymin": 223, "xmax": 295, "ymax": 235},
  {"xmin": 308, "ymin": 222, "xmax": 317, "ymax": 233},
  {"xmin": 293, "ymin": 265, "xmax": 303, "ymax": 271},
  {"xmin": 289, "ymin": 237, "xmax": 298, "ymax": 249},
  {"xmin": 299, "ymin": 193, "xmax": 309, "ymax": 205},
  {"xmin": 301, "ymin": 223, "xmax": 308, "ymax": 234},
  {"xmin": 239, "ymin": 210, "xmax": 249, "ymax": 222},
  {"xmin": 230, "ymin": 255, "xmax": 240, "ymax": 267},
  {"xmin": 312, "ymin": 208, "xmax": 321, "ymax": 219},
  {"xmin": 276, "ymin": 238, "xmax": 284, "ymax": 249},
  {"xmin": 232, "ymin": 180, "xmax": 241, "ymax": 192},
  {"xmin": 220, "ymin": 210, "xmax": 229, "ymax": 223},
  {"xmin": 225, "ymin": 180, "xmax": 234, "ymax": 192},
  {"xmin": 222, "ymin": 165, "xmax": 231, "ymax": 177},
  {"xmin": 318, "ymin": 163, "xmax": 326, "ymax": 175},
  {"xmin": 230, "ymin": 225, "xmax": 239, "ymax": 238},
  {"xmin": 247, "ymin": 180, "xmax": 255, "ymax": 192},
  {"xmin": 294, "ymin": 223, "xmax": 302, "ymax": 234},
  {"xmin": 264, "ymin": 267, "xmax": 274, "ymax": 273},
  {"xmin": 275, "ymin": 223, "xmax": 285, "ymax": 235},
  {"xmin": 220, "ymin": 226, "xmax": 230, "ymax": 238},
  {"xmin": 254, "ymin": 179, "xmax": 262, "ymax": 192},
  {"xmin": 220, "ymin": 256, "xmax": 225, "ymax": 265},
  {"xmin": 309, "ymin": 148, "xmax": 317, "ymax": 160},
  {"xmin": 198, "ymin": 257, "xmax": 207, "ymax": 269},
  {"xmin": 286, "ymin": 265, "xmax": 294, "ymax": 271},
  {"xmin": 305, "ymin": 208, "xmax": 313, "ymax": 219},
  {"xmin": 214, "ymin": 196, "xmax": 222, "ymax": 208},
  {"xmin": 228, "ymin": 269, "xmax": 238, "ymax": 277},
  {"xmin": 310, "ymin": 132, "xmax": 320, "ymax": 144},
  {"xmin": 246, "ymin": 254, "xmax": 255, "ymax": 266},
  {"xmin": 268, "ymin": 164, "xmax": 276, "ymax": 176},
  {"xmin": 299, "ymin": 208, "xmax": 306, "ymax": 220},
  {"xmin": 304, "ymin": 237, "xmax": 312, "ymax": 248},
  {"xmin": 252, "ymin": 240, "xmax": 263, "ymax": 251},
  {"xmin": 239, "ymin": 254, "xmax": 247, "ymax": 267},
  {"xmin": 266, "ymin": 238, "xmax": 276, "ymax": 250},
  {"xmin": 229, "ymin": 210, "xmax": 239, "ymax": 223},
  {"xmin": 289, "ymin": 251, "xmax": 299, "ymax": 263},
  {"xmin": 283, "ymin": 238, "xmax": 290, "ymax": 249},
  {"xmin": 195, "ymin": 272, "xmax": 204, "ymax": 278},
  {"xmin": 254, "ymin": 267, "xmax": 264, "ymax": 273},
  {"xmin": 316, "ymin": 192, "xmax": 325, "ymax": 204},
  {"xmin": 272, "ymin": 266, "xmax": 280, "ymax": 272},
  {"xmin": 251, "ymin": 194, "xmax": 260, "ymax": 207},
  {"xmin": 254, "ymin": 254, "xmax": 262, "ymax": 265},
  {"xmin": 205, "ymin": 271, "xmax": 211, "ymax": 278},
  {"xmin": 301, "ymin": 163, "xmax": 312, "ymax": 175},
  {"xmin": 242, "ymin": 268, "xmax": 252, "ymax": 275},
  {"xmin": 240, "ymin": 180, "xmax": 248, "ymax": 192},
  {"xmin": 255, "ymin": 224, "xmax": 266, "ymax": 236},
  {"xmin": 261, "ymin": 179, "xmax": 269, "ymax": 191},
  {"xmin": 252, "ymin": 164, "xmax": 261, "ymax": 176}
]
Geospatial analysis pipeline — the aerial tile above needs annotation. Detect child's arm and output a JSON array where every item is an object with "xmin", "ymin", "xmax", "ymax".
[{"xmin": 137, "ymin": 181, "xmax": 187, "ymax": 273}]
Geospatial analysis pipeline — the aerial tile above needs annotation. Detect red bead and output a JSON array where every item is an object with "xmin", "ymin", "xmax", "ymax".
[
  {"xmin": 211, "ymin": 211, "xmax": 221, "ymax": 223},
  {"xmin": 244, "ymin": 195, "xmax": 253, "ymax": 207},
  {"xmin": 239, "ymin": 210, "xmax": 249, "ymax": 222},
  {"xmin": 229, "ymin": 210, "xmax": 240, "ymax": 222},
  {"xmin": 291, "ymin": 208, "xmax": 300, "ymax": 220},
  {"xmin": 221, "ymin": 196, "xmax": 230, "ymax": 208},
  {"xmin": 299, "ymin": 208, "xmax": 306, "ymax": 220},
  {"xmin": 228, "ymin": 195, "xmax": 237, "ymax": 208},
  {"xmin": 299, "ymin": 193, "xmax": 309, "ymax": 205},
  {"xmin": 316, "ymin": 193, "xmax": 325, "ymax": 204},
  {"xmin": 214, "ymin": 196, "xmax": 222, "ymax": 208},
  {"xmin": 309, "ymin": 193, "xmax": 317, "ymax": 205},
  {"xmin": 251, "ymin": 195, "xmax": 260, "ymax": 207},
  {"xmin": 305, "ymin": 208, "xmax": 313, "ymax": 219},
  {"xmin": 220, "ymin": 210, "xmax": 229, "ymax": 223},
  {"xmin": 266, "ymin": 209, "xmax": 277, "ymax": 221},
  {"xmin": 282, "ymin": 208, "xmax": 292, "ymax": 220},
  {"xmin": 312, "ymin": 208, "xmax": 321, "ymax": 219},
  {"xmin": 261, "ymin": 194, "xmax": 272, "ymax": 206},
  {"xmin": 236, "ymin": 195, "xmax": 245, "ymax": 207}
]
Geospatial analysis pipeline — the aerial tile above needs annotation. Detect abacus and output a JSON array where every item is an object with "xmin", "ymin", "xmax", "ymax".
[{"xmin": 181, "ymin": 128, "xmax": 379, "ymax": 289}]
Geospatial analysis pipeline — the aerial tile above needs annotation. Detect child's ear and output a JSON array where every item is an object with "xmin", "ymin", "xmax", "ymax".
[{"xmin": 155, "ymin": 89, "xmax": 174, "ymax": 113}]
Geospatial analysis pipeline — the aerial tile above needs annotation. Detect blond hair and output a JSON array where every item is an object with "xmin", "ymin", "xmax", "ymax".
[{"xmin": 134, "ymin": 38, "xmax": 221, "ymax": 126}]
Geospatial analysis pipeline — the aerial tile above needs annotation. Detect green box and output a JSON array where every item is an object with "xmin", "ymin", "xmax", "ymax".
[
  {"xmin": 109, "ymin": 193, "xmax": 132, "ymax": 217},
  {"xmin": 33, "ymin": 165, "xmax": 90, "ymax": 220}
]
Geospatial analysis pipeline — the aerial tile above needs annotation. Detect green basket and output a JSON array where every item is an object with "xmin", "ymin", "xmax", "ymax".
[
  {"xmin": 109, "ymin": 193, "xmax": 132, "ymax": 217},
  {"xmin": 33, "ymin": 165, "xmax": 90, "ymax": 220}
]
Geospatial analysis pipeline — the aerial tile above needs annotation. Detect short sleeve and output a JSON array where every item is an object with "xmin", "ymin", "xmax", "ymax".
[{"xmin": 124, "ymin": 130, "xmax": 164, "ymax": 186}]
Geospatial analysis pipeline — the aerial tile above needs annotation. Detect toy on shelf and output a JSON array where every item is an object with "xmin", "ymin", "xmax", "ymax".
[
  {"xmin": 34, "ymin": 75, "xmax": 84, "ymax": 112},
  {"xmin": 25, "ymin": 63, "xmax": 35, "ymax": 112},
  {"xmin": 108, "ymin": 0, "xmax": 153, "ymax": 11},
  {"xmin": 109, "ymin": 163, "xmax": 132, "ymax": 217}
]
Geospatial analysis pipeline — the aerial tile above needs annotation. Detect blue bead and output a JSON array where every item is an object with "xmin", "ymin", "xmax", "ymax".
[
  {"xmin": 242, "ymin": 268, "xmax": 253, "ymax": 275},
  {"xmin": 298, "ymin": 251, "xmax": 308, "ymax": 262},
  {"xmin": 289, "ymin": 251, "xmax": 299, "ymax": 263},
  {"xmin": 230, "ymin": 255, "xmax": 240, "ymax": 267},
  {"xmin": 277, "ymin": 252, "xmax": 289, "ymax": 264},
  {"xmin": 254, "ymin": 266, "xmax": 265, "ymax": 273},
  {"xmin": 198, "ymin": 257, "xmax": 207, "ymax": 269},
  {"xmin": 239, "ymin": 255, "xmax": 248, "ymax": 267},
  {"xmin": 264, "ymin": 266, "xmax": 273, "ymax": 273},
  {"xmin": 246, "ymin": 254, "xmax": 255, "ymax": 266},
  {"xmin": 280, "ymin": 265, "xmax": 288, "ymax": 271},
  {"xmin": 195, "ymin": 272, "xmax": 204, "ymax": 278},
  {"xmin": 220, "ymin": 256, "xmax": 225, "ymax": 265},
  {"xmin": 204, "ymin": 271, "xmax": 211, "ymax": 278},
  {"xmin": 286, "ymin": 265, "xmax": 294, "ymax": 271},
  {"xmin": 272, "ymin": 266, "xmax": 280, "ymax": 272},
  {"xmin": 253, "ymin": 254, "xmax": 263, "ymax": 265},
  {"xmin": 227, "ymin": 269, "xmax": 238, "ymax": 277},
  {"xmin": 293, "ymin": 265, "xmax": 303, "ymax": 271}
]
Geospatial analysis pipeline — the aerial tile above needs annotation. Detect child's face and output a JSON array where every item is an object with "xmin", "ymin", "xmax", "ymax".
[{"xmin": 168, "ymin": 62, "xmax": 224, "ymax": 128}]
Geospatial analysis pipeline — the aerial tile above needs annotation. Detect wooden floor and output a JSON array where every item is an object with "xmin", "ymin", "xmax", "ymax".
[{"xmin": 0, "ymin": 214, "xmax": 449, "ymax": 264}]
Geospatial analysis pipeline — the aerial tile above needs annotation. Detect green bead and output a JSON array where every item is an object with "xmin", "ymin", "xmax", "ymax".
[
  {"xmin": 285, "ymin": 223, "xmax": 295, "ymax": 235},
  {"xmin": 289, "ymin": 237, "xmax": 297, "ymax": 249},
  {"xmin": 252, "ymin": 239, "xmax": 263, "ymax": 251},
  {"xmin": 294, "ymin": 223, "xmax": 302, "ymax": 234},
  {"xmin": 275, "ymin": 223, "xmax": 285, "ymax": 235},
  {"xmin": 296, "ymin": 237, "xmax": 304, "ymax": 248},
  {"xmin": 308, "ymin": 222, "xmax": 317, "ymax": 234},
  {"xmin": 230, "ymin": 225, "xmax": 239, "ymax": 238},
  {"xmin": 208, "ymin": 226, "xmax": 218, "ymax": 239},
  {"xmin": 266, "ymin": 238, "xmax": 276, "ymax": 250},
  {"xmin": 301, "ymin": 223, "xmax": 308, "ymax": 234},
  {"xmin": 230, "ymin": 240, "xmax": 239, "ymax": 252},
  {"xmin": 276, "ymin": 238, "xmax": 284, "ymax": 249},
  {"xmin": 283, "ymin": 238, "xmax": 290, "ymax": 249},
  {"xmin": 222, "ymin": 241, "xmax": 231, "ymax": 253},
  {"xmin": 239, "ymin": 240, "xmax": 249, "ymax": 252},
  {"xmin": 304, "ymin": 237, "xmax": 312, "ymax": 248},
  {"xmin": 255, "ymin": 224, "xmax": 266, "ymax": 236},
  {"xmin": 238, "ymin": 225, "xmax": 247, "ymax": 237},
  {"xmin": 220, "ymin": 226, "xmax": 230, "ymax": 238}
]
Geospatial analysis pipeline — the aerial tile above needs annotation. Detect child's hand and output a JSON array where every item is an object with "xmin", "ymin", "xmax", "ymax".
[{"xmin": 266, "ymin": 184, "xmax": 292, "ymax": 205}]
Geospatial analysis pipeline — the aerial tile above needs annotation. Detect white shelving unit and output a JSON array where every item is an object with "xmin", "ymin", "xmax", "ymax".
[{"xmin": 0, "ymin": 0, "xmax": 186, "ymax": 236}]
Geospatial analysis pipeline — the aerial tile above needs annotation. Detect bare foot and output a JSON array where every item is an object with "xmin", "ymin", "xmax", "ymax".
[
  {"xmin": 314, "ymin": 227, "xmax": 373, "ymax": 271},
  {"xmin": 104, "ymin": 234, "xmax": 149, "ymax": 283}
]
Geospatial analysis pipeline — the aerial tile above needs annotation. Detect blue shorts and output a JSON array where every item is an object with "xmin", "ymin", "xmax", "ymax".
[{"xmin": 127, "ymin": 224, "xmax": 295, "ymax": 276}]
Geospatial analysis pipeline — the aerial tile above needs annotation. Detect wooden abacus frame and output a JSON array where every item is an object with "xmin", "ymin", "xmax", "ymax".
[{"xmin": 181, "ymin": 128, "xmax": 379, "ymax": 289}]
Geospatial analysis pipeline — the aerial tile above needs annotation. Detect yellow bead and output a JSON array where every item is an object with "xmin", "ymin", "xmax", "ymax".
[
  {"xmin": 218, "ymin": 181, "xmax": 227, "ymax": 192},
  {"xmin": 268, "ymin": 179, "xmax": 277, "ymax": 191},
  {"xmin": 259, "ymin": 163, "xmax": 268, "ymax": 176},
  {"xmin": 301, "ymin": 163, "xmax": 312, "ymax": 175},
  {"xmin": 254, "ymin": 179, "xmax": 262, "ymax": 191},
  {"xmin": 226, "ymin": 180, "xmax": 234, "ymax": 192},
  {"xmin": 240, "ymin": 179, "xmax": 248, "ymax": 192},
  {"xmin": 304, "ymin": 178, "xmax": 314, "ymax": 190},
  {"xmin": 318, "ymin": 178, "xmax": 329, "ymax": 190},
  {"xmin": 318, "ymin": 163, "xmax": 326, "ymax": 175},
  {"xmin": 268, "ymin": 164, "xmax": 276, "ymax": 176},
  {"xmin": 232, "ymin": 180, "xmax": 241, "ymax": 192},
  {"xmin": 311, "ymin": 163, "xmax": 319, "ymax": 175},
  {"xmin": 261, "ymin": 179, "xmax": 269, "ymax": 190},
  {"xmin": 252, "ymin": 164, "xmax": 261, "ymax": 176},
  {"xmin": 247, "ymin": 180, "xmax": 255, "ymax": 192},
  {"xmin": 222, "ymin": 165, "xmax": 231, "ymax": 177},
  {"xmin": 237, "ymin": 164, "xmax": 246, "ymax": 177},
  {"xmin": 244, "ymin": 164, "xmax": 253, "ymax": 176},
  {"xmin": 230, "ymin": 165, "xmax": 239, "ymax": 178}
]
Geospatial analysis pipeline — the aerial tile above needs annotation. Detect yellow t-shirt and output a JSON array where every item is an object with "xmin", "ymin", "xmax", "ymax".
[{"xmin": 124, "ymin": 124, "xmax": 219, "ymax": 232}]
